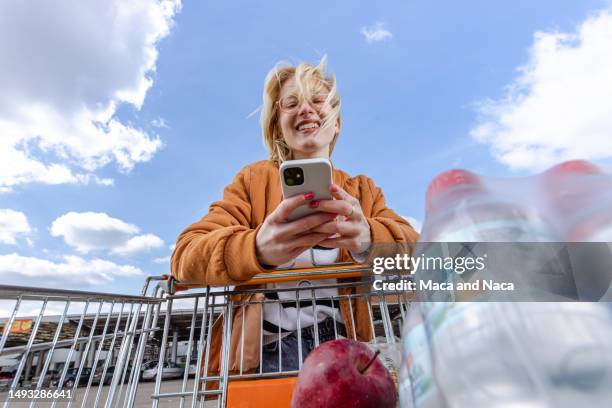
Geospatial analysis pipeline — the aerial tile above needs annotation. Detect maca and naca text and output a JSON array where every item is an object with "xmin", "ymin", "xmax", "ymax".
[
  {"xmin": 371, "ymin": 253, "xmax": 517, "ymax": 292},
  {"xmin": 372, "ymin": 279, "xmax": 515, "ymax": 291},
  {"xmin": 372, "ymin": 254, "xmax": 487, "ymax": 275}
]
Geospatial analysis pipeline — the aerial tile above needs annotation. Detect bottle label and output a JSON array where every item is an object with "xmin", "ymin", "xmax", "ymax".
[
  {"xmin": 438, "ymin": 218, "xmax": 558, "ymax": 242},
  {"xmin": 404, "ymin": 319, "xmax": 437, "ymax": 406}
]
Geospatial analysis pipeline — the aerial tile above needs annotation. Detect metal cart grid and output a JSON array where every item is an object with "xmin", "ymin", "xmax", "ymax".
[{"xmin": 0, "ymin": 266, "xmax": 412, "ymax": 407}]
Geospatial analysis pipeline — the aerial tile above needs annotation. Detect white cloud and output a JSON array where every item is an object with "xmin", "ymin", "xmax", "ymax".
[
  {"xmin": 151, "ymin": 118, "xmax": 169, "ymax": 128},
  {"xmin": 112, "ymin": 233, "xmax": 164, "ymax": 256},
  {"xmin": 402, "ymin": 216, "xmax": 422, "ymax": 233},
  {"xmin": 0, "ymin": 0, "xmax": 181, "ymax": 191},
  {"xmin": 153, "ymin": 255, "xmax": 171, "ymax": 264},
  {"xmin": 0, "ymin": 300, "xmax": 107, "ymax": 319},
  {"xmin": 0, "ymin": 209, "xmax": 32, "ymax": 245},
  {"xmin": 50, "ymin": 211, "xmax": 164, "ymax": 255},
  {"xmin": 361, "ymin": 22, "xmax": 393, "ymax": 43},
  {"xmin": 471, "ymin": 9, "xmax": 612, "ymax": 171},
  {"xmin": 0, "ymin": 253, "xmax": 143, "ymax": 288},
  {"xmin": 0, "ymin": 298, "xmax": 197, "ymax": 322}
]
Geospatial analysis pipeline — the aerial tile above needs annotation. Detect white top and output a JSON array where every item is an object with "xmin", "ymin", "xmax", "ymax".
[{"xmin": 262, "ymin": 248, "xmax": 344, "ymax": 343}]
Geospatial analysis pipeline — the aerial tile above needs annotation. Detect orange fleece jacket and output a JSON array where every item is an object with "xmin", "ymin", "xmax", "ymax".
[{"xmin": 171, "ymin": 160, "xmax": 418, "ymax": 285}]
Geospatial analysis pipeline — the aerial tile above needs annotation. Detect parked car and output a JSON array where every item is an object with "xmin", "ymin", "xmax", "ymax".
[
  {"xmin": 92, "ymin": 365, "xmax": 132, "ymax": 385},
  {"xmin": 50, "ymin": 368, "xmax": 92, "ymax": 388},
  {"xmin": 141, "ymin": 361, "xmax": 183, "ymax": 381}
]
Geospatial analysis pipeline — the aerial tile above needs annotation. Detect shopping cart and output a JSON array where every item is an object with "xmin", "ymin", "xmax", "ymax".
[{"xmin": 0, "ymin": 264, "xmax": 412, "ymax": 407}]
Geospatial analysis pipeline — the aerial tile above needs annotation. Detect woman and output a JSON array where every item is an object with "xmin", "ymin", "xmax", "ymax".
[{"xmin": 171, "ymin": 57, "xmax": 418, "ymax": 376}]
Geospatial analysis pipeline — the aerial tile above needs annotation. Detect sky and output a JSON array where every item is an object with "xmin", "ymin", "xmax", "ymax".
[{"xmin": 1, "ymin": 0, "xmax": 612, "ymax": 300}]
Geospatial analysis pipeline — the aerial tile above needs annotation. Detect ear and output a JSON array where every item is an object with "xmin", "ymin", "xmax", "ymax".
[{"xmin": 334, "ymin": 118, "xmax": 340, "ymax": 135}]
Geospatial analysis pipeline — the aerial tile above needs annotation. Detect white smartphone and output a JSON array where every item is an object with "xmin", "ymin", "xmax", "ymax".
[{"xmin": 280, "ymin": 158, "xmax": 333, "ymax": 221}]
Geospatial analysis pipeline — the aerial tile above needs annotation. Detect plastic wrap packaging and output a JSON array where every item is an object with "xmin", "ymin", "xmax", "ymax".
[
  {"xmin": 399, "ymin": 160, "xmax": 612, "ymax": 408},
  {"xmin": 367, "ymin": 338, "xmax": 403, "ymax": 389}
]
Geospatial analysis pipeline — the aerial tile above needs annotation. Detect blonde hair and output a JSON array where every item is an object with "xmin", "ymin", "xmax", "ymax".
[{"xmin": 260, "ymin": 56, "xmax": 342, "ymax": 163}]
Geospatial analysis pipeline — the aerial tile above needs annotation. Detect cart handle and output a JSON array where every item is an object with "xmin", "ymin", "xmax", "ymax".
[
  {"xmin": 162, "ymin": 263, "xmax": 371, "ymax": 293},
  {"xmin": 241, "ymin": 263, "xmax": 370, "ymax": 285}
]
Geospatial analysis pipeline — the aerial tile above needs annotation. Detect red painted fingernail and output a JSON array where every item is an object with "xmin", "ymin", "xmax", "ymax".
[
  {"xmin": 304, "ymin": 192, "xmax": 314, "ymax": 200},
  {"xmin": 329, "ymin": 184, "xmax": 338, "ymax": 192},
  {"xmin": 310, "ymin": 200, "xmax": 319, "ymax": 208}
]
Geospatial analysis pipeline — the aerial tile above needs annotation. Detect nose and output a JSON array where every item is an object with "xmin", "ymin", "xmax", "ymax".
[{"xmin": 297, "ymin": 99, "xmax": 315, "ymax": 116}]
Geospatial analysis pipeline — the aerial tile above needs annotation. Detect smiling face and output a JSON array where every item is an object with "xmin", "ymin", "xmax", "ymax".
[
  {"xmin": 277, "ymin": 76, "xmax": 339, "ymax": 159},
  {"xmin": 261, "ymin": 58, "xmax": 342, "ymax": 162}
]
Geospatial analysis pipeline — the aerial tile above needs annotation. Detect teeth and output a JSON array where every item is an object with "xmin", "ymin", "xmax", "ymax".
[{"xmin": 298, "ymin": 123, "xmax": 319, "ymax": 130}]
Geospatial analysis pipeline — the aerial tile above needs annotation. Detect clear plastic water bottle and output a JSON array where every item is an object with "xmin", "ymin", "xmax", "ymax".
[
  {"xmin": 422, "ymin": 301, "xmax": 612, "ymax": 407},
  {"xmin": 542, "ymin": 160, "xmax": 612, "ymax": 300},
  {"xmin": 541, "ymin": 160, "xmax": 612, "ymax": 240},
  {"xmin": 399, "ymin": 305, "xmax": 447, "ymax": 408},
  {"xmin": 399, "ymin": 166, "xmax": 612, "ymax": 407},
  {"xmin": 419, "ymin": 168, "xmax": 576, "ymax": 300},
  {"xmin": 421, "ymin": 169, "xmax": 559, "ymax": 243}
]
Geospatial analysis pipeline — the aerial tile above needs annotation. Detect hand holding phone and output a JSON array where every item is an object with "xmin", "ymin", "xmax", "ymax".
[
  {"xmin": 254, "ymin": 158, "xmax": 335, "ymax": 267},
  {"xmin": 309, "ymin": 184, "xmax": 372, "ymax": 255},
  {"xmin": 255, "ymin": 192, "xmax": 337, "ymax": 267},
  {"xmin": 255, "ymin": 158, "xmax": 371, "ymax": 267}
]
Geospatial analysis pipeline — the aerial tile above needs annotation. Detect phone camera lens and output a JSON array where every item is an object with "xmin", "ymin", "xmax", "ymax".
[{"xmin": 283, "ymin": 167, "xmax": 304, "ymax": 186}]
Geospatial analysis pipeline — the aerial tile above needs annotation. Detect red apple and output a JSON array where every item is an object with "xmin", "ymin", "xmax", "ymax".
[{"xmin": 291, "ymin": 339, "xmax": 396, "ymax": 408}]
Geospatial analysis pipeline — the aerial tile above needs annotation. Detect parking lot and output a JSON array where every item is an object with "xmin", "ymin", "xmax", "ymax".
[{"xmin": 0, "ymin": 379, "xmax": 220, "ymax": 407}]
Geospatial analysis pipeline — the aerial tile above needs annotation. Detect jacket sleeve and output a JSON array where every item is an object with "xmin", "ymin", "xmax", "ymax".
[{"xmin": 171, "ymin": 166, "xmax": 267, "ymax": 286}]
